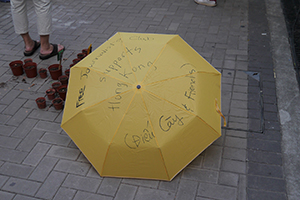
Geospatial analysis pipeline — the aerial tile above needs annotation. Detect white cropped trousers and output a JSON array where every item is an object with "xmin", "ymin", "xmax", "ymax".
[{"xmin": 11, "ymin": 0, "xmax": 52, "ymax": 35}]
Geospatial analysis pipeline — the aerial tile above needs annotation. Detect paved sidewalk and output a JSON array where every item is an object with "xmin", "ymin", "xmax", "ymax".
[{"xmin": 0, "ymin": 0, "xmax": 298, "ymax": 199}]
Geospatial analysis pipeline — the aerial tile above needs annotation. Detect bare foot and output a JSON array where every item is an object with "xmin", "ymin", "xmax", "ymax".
[
  {"xmin": 40, "ymin": 44, "xmax": 64, "ymax": 55},
  {"xmin": 25, "ymin": 40, "xmax": 37, "ymax": 52}
]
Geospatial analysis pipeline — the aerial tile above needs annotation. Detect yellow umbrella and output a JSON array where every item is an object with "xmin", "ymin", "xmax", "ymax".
[{"xmin": 61, "ymin": 32, "xmax": 223, "ymax": 181}]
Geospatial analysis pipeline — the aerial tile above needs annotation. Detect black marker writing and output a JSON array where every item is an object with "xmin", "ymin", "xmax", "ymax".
[{"xmin": 159, "ymin": 114, "xmax": 184, "ymax": 132}]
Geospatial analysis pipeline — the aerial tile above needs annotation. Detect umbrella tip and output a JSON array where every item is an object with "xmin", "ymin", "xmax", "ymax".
[{"xmin": 136, "ymin": 85, "xmax": 141, "ymax": 89}]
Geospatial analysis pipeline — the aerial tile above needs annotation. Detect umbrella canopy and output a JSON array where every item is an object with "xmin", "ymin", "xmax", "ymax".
[{"xmin": 61, "ymin": 32, "xmax": 222, "ymax": 181}]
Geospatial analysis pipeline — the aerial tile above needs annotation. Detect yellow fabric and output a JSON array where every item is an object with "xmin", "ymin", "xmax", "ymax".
[{"xmin": 61, "ymin": 32, "xmax": 222, "ymax": 181}]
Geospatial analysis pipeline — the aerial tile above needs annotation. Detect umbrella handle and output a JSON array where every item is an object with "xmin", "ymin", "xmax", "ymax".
[{"xmin": 215, "ymin": 99, "xmax": 227, "ymax": 127}]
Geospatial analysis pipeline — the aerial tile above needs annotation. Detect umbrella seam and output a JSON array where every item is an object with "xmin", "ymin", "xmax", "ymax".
[
  {"xmin": 139, "ymin": 89, "xmax": 171, "ymax": 180},
  {"xmin": 100, "ymin": 89, "xmax": 138, "ymax": 175},
  {"xmin": 140, "ymin": 37, "xmax": 171, "ymax": 84},
  {"xmin": 143, "ymin": 71, "xmax": 220, "ymax": 87},
  {"xmin": 119, "ymin": 32, "xmax": 139, "ymax": 84}
]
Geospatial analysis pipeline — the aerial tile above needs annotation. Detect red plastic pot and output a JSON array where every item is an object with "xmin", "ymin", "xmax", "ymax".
[
  {"xmin": 24, "ymin": 58, "xmax": 33, "ymax": 64},
  {"xmin": 65, "ymin": 69, "xmax": 70, "ymax": 77},
  {"xmin": 23, "ymin": 62, "xmax": 37, "ymax": 78},
  {"xmin": 77, "ymin": 53, "xmax": 86, "ymax": 60},
  {"xmin": 39, "ymin": 68, "xmax": 48, "ymax": 79},
  {"xmin": 52, "ymin": 81, "xmax": 62, "ymax": 92},
  {"xmin": 35, "ymin": 97, "xmax": 46, "ymax": 109},
  {"xmin": 52, "ymin": 97, "xmax": 64, "ymax": 110},
  {"xmin": 82, "ymin": 49, "xmax": 88, "ymax": 55},
  {"xmin": 46, "ymin": 88, "xmax": 56, "ymax": 100},
  {"xmin": 69, "ymin": 63, "xmax": 75, "ymax": 68},
  {"xmin": 58, "ymin": 75, "xmax": 69, "ymax": 85},
  {"xmin": 57, "ymin": 85, "xmax": 67, "ymax": 100},
  {"xmin": 9, "ymin": 60, "xmax": 24, "ymax": 76},
  {"xmin": 72, "ymin": 58, "xmax": 81, "ymax": 65},
  {"xmin": 48, "ymin": 64, "xmax": 62, "ymax": 80}
]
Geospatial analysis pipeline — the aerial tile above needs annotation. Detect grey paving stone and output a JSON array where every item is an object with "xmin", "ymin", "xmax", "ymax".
[
  {"xmin": 159, "ymin": 175, "xmax": 180, "ymax": 192},
  {"xmin": 135, "ymin": 187, "xmax": 175, "ymax": 200},
  {"xmin": 0, "ymin": 89, "xmax": 21, "ymax": 105},
  {"xmin": 0, "ymin": 174, "xmax": 9, "ymax": 188},
  {"xmin": 225, "ymin": 129, "xmax": 247, "ymax": 138},
  {"xmin": 47, "ymin": 145, "xmax": 80, "ymax": 160},
  {"xmin": 189, "ymin": 155, "xmax": 203, "ymax": 168},
  {"xmin": 73, "ymin": 190, "xmax": 113, "ymax": 200},
  {"xmin": 247, "ymin": 149, "xmax": 282, "ymax": 165},
  {"xmin": 0, "ymin": 191, "xmax": 14, "ymax": 200},
  {"xmin": 13, "ymin": 194, "xmax": 41, "ymax": 200},
  {"xmin": 5, "ymin": 108, "xmax": 32, "ymax": 126},
  {"xmin": 62, "ymin": 174, "xmax": 101, "ymax": 193},
  {"xmin": 54, "ymin": 159, "xmax": 91, "ymax": 175},
  {"xmin": 182, "ymin": 168, "xmax": 218, "ymax": 183},
  {"xmin": 114, "ymin": 184, "xmax": 137, "ymax": 200},
  {"xmin": 202, "ymin": 145, "xmax": 222, "ymax": 169},
  {"xmin": 18, "ymin": 91, "xmax": 42, "ymax": 100},
  {"xmin": 16, "ymin": 129, "xmax": 44, "ymax": 152},
  {"xmin": 0, "ymin": 162, "xmax": 33, "ymax": 179},
  {"xmin": 0, "ymin": 135, "xmax": 21, "ymax": 149},
  {"xmin": 213, "ymin": 131, "xmax": 225, "ymax": 146},
  {"xmin": 197, "ymin": 182, "xmax": 237, "ymax": 200},
  {"xmin": 0, "ymin": 148, "xmax": 28, "ymax": 163},
  {"xmin": 2, "ymin": 177, "xmax": 41, "ymax": 196},
  {"xmin": 87, "ymin": 167, "xmax": 102, "ymax": 179},
  {"xmin": 76, "ymin": 152, "xmax": 90, "ymax": 163},
  {"xmin": 228, "ymin": 121, "xmax": 248, "ymax": 131},
  {"xmin": 230, "ymin": 99, "xmax": 247, "ymax": 109},
  {"xmin": 122, "ymin": 178, "xmax": 159, "ymax": 188},
  {"xmin": 22, "ymin": 142, "xmax": 51, "ymax": 166},
  {"xmin": 175, "ymin": 179, "xmax": 198, "ymax": 200},
  {"xmin": 225, "ymin": 136, "xmax": 247, "ymax": 149},
  {"xmin": 247, "ymin": 175, "xmax": 286, "ymax": 193},
  {"xmin": 11, "ymin": 118, "xmax": 38, "ymax": 138},
  {"xmin": 34, "ymin": 121, "xmax": 62, "ymax": 133},
  {"xmin": 29, "ymin": 156, "xmax": 58, "ymax": 182},
  {"xmin": 248, "ymin": 138, "xmax": 281, "ymax": 153},
  {"xmin": 223, "ymin": 147, "xmax": 246, "ymax": 161},
  {"xmin": 2, "ymin": 98, "xmax": 26, "ymax": 116},
  {"xmin": 35, "ymin": 171, "xmax": 67, "ymax": 199},
  {"xmin": 40, "ymin": 132, "xmax": 71, "ymax": 146},
  {"xmin": 168, "ymin": 22, "xmax": 179, "ymax": 31},
  {"xmin": 234, "ymin": 78, "xmax": 248, "ymax": 86},
  {"xmin": 238, "ymin": 175, "xmax": 247, "ymax": 200},
  {"xmin": 247, "ymin": 189, "xmax": 287, "ymax": 200},
  {"xmin": 28, "ymin": 109, "xmax": 60, "ymax": 121},
  {"xmin": 0, "ymin": 114, "xmax": 11, "ymax": 125},
  {"xmin": 53, "ymin": 187, "xmax": 76, "ymax": 200},
  {"xmin": 221, "ymin": 159, "xmax": 246, "ymax": 174},
  {"xmin": 219, "ymin": 172, "xmax": 239, "ymax": 187},
  {"xmin": 248, "ymin": 162, "xmax": 283, "ymax": 178},
  {"xmin": 229, "ymin": 107, "xmax": 248, "ymax": 118},
  {"xmin": 97, "ymin": 177, "xmax": 122, "ymax": 196}
]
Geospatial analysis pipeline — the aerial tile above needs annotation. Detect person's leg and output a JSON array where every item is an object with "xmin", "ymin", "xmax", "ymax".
[
  {"xmin": 40, "ymin": 34, "xmax": 63, "ymax": 55},
  {"xmin": 11, "ymin": 0, "xmax": 36, "ymax": 51},
  {"xmin": 33, "ymin": 0, "xmax": 64, "ymax": 57},
  {"xmin": 20, "ymin": 33, "xmax": 36, "ymax": 52}
]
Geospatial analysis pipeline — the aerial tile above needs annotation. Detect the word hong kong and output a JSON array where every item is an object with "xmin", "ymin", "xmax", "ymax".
[{"xmin": 108, "ymin": 82, "xmax": 128, "ymax": 111}]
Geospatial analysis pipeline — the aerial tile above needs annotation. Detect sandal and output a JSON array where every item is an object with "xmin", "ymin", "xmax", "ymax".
[
  {"xmin": 39, "ymin": 44, "xmax": 65, "ymax": 60},
  {"xmin": 24, "ymin": 41, "xmax": 40, "ymax": 56}
]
